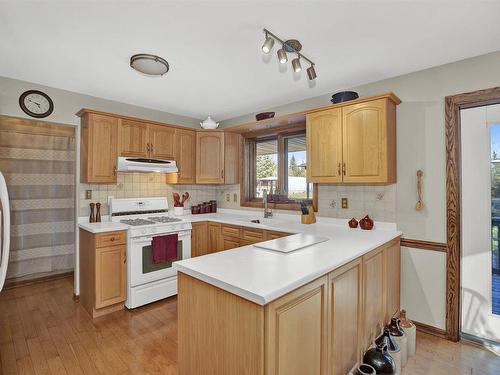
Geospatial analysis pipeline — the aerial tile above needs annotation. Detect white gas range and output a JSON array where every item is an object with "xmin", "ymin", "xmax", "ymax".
[{"xmin": 109, "ymin": 197, "xmax": 191, "ymax": 309}]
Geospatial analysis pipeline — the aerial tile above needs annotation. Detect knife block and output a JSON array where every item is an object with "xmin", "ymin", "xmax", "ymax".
[{"xmin": 301, "ymin": 207, "xmax": 316, "ymax": 224}]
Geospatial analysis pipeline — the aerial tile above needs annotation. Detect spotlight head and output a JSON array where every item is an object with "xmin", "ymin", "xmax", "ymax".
[
  {"xmin": 292, "ymin": 57, "xmax": 302, "ymax": 72},
  {"xmin": 277, "ymin": 48, "xmax": 288, "ymax": 64},
  {"xmin": 307, "ymin": 65, "xmax": 317, "ymax": 80},
  {"xmin": 262, "ymin": 36, "xmax": 275, "ymax": 54}
]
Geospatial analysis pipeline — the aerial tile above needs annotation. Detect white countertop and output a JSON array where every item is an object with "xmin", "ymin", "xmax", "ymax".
[
  {"xmin": 78, "ymin": 220, "xmax": 129, "ymax": 233},
  {"xmin": 173, "ymin": 209, "xmax": 401, "ymax": 305},
  {"xmin": 78, "ymin": 209, "xmax": 401, "ymax": 305}
]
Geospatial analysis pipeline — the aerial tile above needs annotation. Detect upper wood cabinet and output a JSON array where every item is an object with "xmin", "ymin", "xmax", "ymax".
[
  {"xmin": 118, "ymin": 119, "xmax": 149, "ymax": 158},
  {"xmin": 80, "ymin": 113, "xmax": 118, "ymax": 183},
  {"xmin": 306, "ymin": 94, "xmax": 399, "ymax": 184},
  {"xmin": 196, "ymin": 131, "xmax": 225, "ymax": 183},
  {"xmin": 166, "ymin": 129, "xmax": 196, "ymax": 184},
  {"xmin": 195, "ymin": 131, "xmax": 241, "ymax": 184},
  {"xmin": 306, "ymin": 108, "xmax": 343, "ymax": 183},
  {"xmin": 149, "ymin": 124, "xmax": 175, "ymax": 159}
]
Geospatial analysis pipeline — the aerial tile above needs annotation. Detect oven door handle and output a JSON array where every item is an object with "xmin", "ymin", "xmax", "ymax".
[{"xmin": 131, "ymin": 231, "xmax": 190, "ymax": 244}]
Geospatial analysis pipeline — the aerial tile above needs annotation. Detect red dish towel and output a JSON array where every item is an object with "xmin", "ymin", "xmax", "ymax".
[{"xmin": 152, "ymin": 234, "xmax": 178, "ymax": 264}]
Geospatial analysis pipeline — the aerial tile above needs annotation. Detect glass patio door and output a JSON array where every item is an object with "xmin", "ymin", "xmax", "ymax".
[{"xmin": 460, "ymin": 105, "xmax": 500, "ymax": 344}]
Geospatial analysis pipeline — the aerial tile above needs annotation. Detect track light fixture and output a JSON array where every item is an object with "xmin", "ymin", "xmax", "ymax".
[
  {"xmin": 277, "ymin": 48, "xmax": 288, "ymax": 64},
  {"xmin": 261, "ymin": 31, "xmax": 275, "ymax": 54},
  {"xmin": 260, "ymin": 28, "xmax": 317, "ymax": 80}
]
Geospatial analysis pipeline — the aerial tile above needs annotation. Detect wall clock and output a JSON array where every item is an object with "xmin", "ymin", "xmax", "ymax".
[{"xmin": 19, "ymin": 90, "xmax": 54, "ymax": 118}]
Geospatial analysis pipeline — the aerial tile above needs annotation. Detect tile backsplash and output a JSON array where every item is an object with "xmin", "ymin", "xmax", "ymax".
[
  {"xmin": 79, "ymin": 173, "xmax": 220, "ymax": 217},
  {"xmin": 79, "ymin": 174, "xmax": 396, "ymax": 223}
]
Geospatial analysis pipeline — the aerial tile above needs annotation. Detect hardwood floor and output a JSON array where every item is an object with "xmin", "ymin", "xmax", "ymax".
[{"xmin": 0, "ymin": 276, "xmax": 499, "ymax": 375}]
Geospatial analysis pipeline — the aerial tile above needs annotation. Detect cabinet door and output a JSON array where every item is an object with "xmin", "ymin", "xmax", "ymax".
[
  {"xmin": 265, "ymin": 276, "xmax": 328, "ymax": 375},
  {"xmin": 224, "ymin": 132, "xmax": 241, "ymax": 184},
  {"xmin": 264, "ymin": 230, "xmax": 289, "ymax": 240},
  {"xmin": 149, "ymin": 124, "xmax": 175, "ymax": 159},
  {"xmin": 384, "ymin": 241, "xmax": 400, "ymax": 323},
  {"xmin": 306, "ymin": 108, "xmax": 343, "ymax": 183},
  {"xmin": 208, "ymin": 222, "xmax": 223, "ymax": 253},
  {"xmin": 82, "ymin": 114, "xmax": 118, "ymax": 183},
  {"xmin": 196, "ymin": 132, "xmax": 224, "ymax": 184},
  {"xmin": 118, "ymin": 119, "xmax": 149, "ymax": 157},
  {"xmin": 362, "ymin": 247, "xmax": 385, "ymax": 348},
  {"xmin": 175, "ymin": 129, "xmax": 196, "ymax": 184},
  {"xmin": 95, "ymin": 244, "xmax": 126, "ymax": 309},
  {"xmin": 342, "ymin": 99, "xmax": 388, "ymax": 183},
  {"xmin": 328, "ymin": 260, "xmax": 362, "ymax": 375},
  {"xmin": 191, "ymin": 222, "xmax": 208, "ymax": 257}
]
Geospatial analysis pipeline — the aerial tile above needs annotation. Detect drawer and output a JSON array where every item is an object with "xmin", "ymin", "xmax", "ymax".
[
  {"xmin": 265, "ymin": 230, "xmax": 289, "ymax": 240},
  {"xmin": 241, "ymin": 228, "xmax": 264, "ymax": 241},
  {"xmin": 240, "ymin": 238, "xmax": 257, "ymax": 246},
  {"xmin": 95, "ymin": 231, "xmax": 126, "ymax": 248},
  {"xmin": 223, "ymin": 237, "xmax": 240, "ymax": 250},
  {"xmin": 221, "ymin": 224, "xmax": 241, "ymax": 238}
]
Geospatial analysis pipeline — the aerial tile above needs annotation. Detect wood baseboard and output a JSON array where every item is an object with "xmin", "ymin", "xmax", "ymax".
[
  {"xmin": 4, "ymin": 271, "xmax": 74, "ymax": 290},
  {"xmin": 414, "ymin": 320, "xmax": 447, "ymax": 339}
]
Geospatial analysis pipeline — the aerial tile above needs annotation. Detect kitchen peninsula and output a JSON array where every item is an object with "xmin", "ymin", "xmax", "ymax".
[{"xmin": 174, "ymin": 212, "xmax": 401, "ymax": 375}]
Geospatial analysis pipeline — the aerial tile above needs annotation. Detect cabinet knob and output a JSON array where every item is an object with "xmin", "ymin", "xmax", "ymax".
[
  {"xmin": 337, "ymin": 162, "xmax": 341, "ymax": 176},
  {"xmin": 342, "ymin": 163, "xmax": 346, "ymax": 176},
  {"xmin": 110, "ymin": 237, "xmax": 115, "ymax": 242},
  {"xmin": 147, "ymin": 143, "xmax": 150, "ymax": 152},
  {"xmin": 113, "ymin": 165, "xmax": 117, "ymax": 176},
  {"xmin": 221, "ymin": 169, "xmax": 224, "ymax": 179}
]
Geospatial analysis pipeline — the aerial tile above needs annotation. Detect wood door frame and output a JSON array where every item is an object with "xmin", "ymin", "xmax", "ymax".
[{"xmin": 445, "ymin": 86, "xmax": 500, "ymax": 341}]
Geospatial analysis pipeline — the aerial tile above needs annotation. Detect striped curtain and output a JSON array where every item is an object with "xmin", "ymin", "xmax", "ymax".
[{"xmin": 0, "ymin": 115, "xmax": 75, "ymax": 281}]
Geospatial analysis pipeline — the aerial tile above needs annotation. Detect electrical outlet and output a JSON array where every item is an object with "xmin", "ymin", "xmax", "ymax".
[
  {"xmin": 85, "ymin": 190, "xmax": 92, "ymax": 199},
  {"xmin": 341, "ymin": 198, "xmax": 348, "ymax": 209},
  {"xmin": 233, "ymin": 193, "xmax": 238, "ymax": 202},
  {"xmin": 226, "ymin": 193, "xmax": 230, "ymax": 202}
]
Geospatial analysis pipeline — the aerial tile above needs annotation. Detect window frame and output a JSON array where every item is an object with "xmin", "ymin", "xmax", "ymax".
[{"xmin": 240, "ymin": 128, "xmax": 318, "ymax": 211}]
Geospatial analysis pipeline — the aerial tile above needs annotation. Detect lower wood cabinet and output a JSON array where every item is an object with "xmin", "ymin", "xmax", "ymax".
[
  {"xmin": 208, "ymin": 222, "xmax": 223, "ymax": 253},
  {"xmin": 191, "ymin": 221, "xmax": 209, "ymax": 257},
  {"xmin": 178, "ymin": 238, "xmax": 400, "ymax": 375},
  {"xmin": 265, "ymin": 275, "xmax": 328, "ymax": 375},
  {"xmin": 79, "ymin": 229, "xmax": 127, "ymax": 318}
]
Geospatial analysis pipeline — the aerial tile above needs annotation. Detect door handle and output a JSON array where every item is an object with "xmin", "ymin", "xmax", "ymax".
[
  {"xmin": 337, "ymin": 162, "xmax": 341, "ymax": 176},
  {"xmin": 342, "ymin": 163, "xmax": 346, "ymax": 176},
  {"xmin": 113, "ymin": 165, "xmax": 117, "ymax": 176},
  {"xmin": 124, "ymin": 250, "xmax": 126, "ymax": 264},
  {"xmin": 147, "ymin": 143, "xmax": 150, "ymax": 153},
  {"xmin": 221, "ymin": 169, "xmax": 224, "ymax": 180}
]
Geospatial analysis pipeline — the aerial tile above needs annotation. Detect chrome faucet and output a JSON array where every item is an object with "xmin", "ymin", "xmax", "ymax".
[{"xmin": 262, "ymin": 189, "xmax": 273, "ymax": 218}]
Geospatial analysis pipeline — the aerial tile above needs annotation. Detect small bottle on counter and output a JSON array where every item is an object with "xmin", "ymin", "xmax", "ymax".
[
  {"xmin": 89, "ymin": 203, "xmax": 95, "ymax": 223},
  {"xmin": 95, "ymin": 202, "xmax": 101, "ymax": 223}
]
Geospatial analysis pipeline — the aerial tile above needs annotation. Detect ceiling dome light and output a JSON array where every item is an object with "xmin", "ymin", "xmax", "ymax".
[
  {"xmin": 130, "ymin": 54, "xmax": 169, "ymax": 76},
  {"xmin": 277, "ymin": 48, "xmax": 288, "ymax": 64},
  {"xmin": 307, "ymin": 65, "xmax": 317, "ymax": 80},
  {"xmin": 292, "ymin": 57, "xmax": 302, "ymax": 72},
  {"xmin": 261, "ymin": 36, "xmax": 275, "ymax": 54}
]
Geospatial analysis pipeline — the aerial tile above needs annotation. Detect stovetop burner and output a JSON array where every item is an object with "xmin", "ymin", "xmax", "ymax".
[
  {"xmin": 148, "ymin": 216, "xmax": 183, "ymax": 223},
  {"xmin": 119, "ymin": 218, "xmax": 155, "ymax": 226}
]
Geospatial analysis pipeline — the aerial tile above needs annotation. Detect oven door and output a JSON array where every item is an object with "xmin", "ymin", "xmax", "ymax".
[{"xmin": 129, "ymin": 230, "xmax": 191, "ymax": 287}]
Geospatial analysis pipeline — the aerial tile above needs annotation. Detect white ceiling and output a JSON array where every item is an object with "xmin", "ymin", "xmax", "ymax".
[{"xmin": 1, "ymin": 1, "xmax": 500, "ymax": 121}]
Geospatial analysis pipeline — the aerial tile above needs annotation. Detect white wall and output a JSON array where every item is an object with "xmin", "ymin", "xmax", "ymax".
[
  {"xmin": 0, "ymin": 75, "xmax": 200, "ymax": 128},
  {"xmin": 221, "ymin": 50, "xmax": 500, "ymax": 328}
]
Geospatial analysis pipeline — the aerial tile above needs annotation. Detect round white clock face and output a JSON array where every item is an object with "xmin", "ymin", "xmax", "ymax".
[
  {"xmin": 19, "ymin": 90, "xmax": 53, "ymax": 118},
  {"xmin": 24, "ymin": 93, "xmax": 50, "ymax": 114}
]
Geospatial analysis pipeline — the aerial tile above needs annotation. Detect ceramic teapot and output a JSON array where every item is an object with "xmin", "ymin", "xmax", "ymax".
[{"xmin": 200, "ymin": 115, "xmax": 219, "ymax": 129}]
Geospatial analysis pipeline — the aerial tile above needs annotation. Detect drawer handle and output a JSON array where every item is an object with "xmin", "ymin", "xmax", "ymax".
[
  {"xmin": 337, "ymin": 162, "xmax": 341, "ymax": 176},
  {"xmin": 342, "ymin": 162, "xmax": 346, "ymax": 176}
]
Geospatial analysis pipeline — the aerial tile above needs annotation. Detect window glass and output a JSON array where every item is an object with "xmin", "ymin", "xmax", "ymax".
[
  {"xmin": 284, "ymin": 135, "xmax": 313, "ymax": 200},
  {"xmin": 255, "ymin": 139, "xmax": 278, "ymax": 198}
]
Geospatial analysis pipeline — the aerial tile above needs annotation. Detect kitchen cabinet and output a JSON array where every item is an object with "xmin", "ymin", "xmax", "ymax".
[
  {"xmin": 265, "ymin": 230, "xmax": 289, "ymax": 240},
  {"xmin": 191, "ymin": 221, "xmax": 209, "ymax": 257},
  {"xmin": 362, "ymin": 246, "xmax": 386, "ymax": 348},
  {"xmin": 223, "ymin": 237, "xmax": 241, "ymax": 250},
  {"xmin": 118, "ymin": 118, "xmax": 149, "ymax": 157},
  {"xmin": 149, "ymin": 124, "xmax": 176, "ymax": 159},
  {"xmin": 178, "ymin": 238, "xmax": 401, "ymax": 375},
  {"xmin": 79, "ymin": 229, "xmax": 127, "ymax": 318},
  {"xmin": 307, "ymin": 108, "xmax": 343, "ymax": 183},
  {"xmin": 196, "ymin": 131, "xmax": 241, "ymax": 184},
  {"xmin": 306, "ymin": 94, "xmax": 399, "ymax": 184},
  {"xmin": 196, "ymin": 131, "xmax": 225, "ymax": 183},
  {"xmin": 166, "ymin": 129, "xmax": 196, "ymax": 184},
  {"xmin": 384, "ymin": 241, "xmax": 401, "ymax": 323},
  {"xmin": 208, "ymin": 222, "xmax": 223, "ymax": 252},
  {"xmin": 80, "ymin": 112, "xmax": 118, "ymax": 183},
  {"xmin": 265, "ymin": 275, "xmax": 328, "ymax": 375},
  {"xmin": 328, "ymin": 259, "xmax": 363, "ymax": 375}
]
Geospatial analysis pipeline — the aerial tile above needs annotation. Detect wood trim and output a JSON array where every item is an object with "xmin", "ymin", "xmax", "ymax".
[
  {"xmin": 400, "ymin": 238, "xmax": 447, "ymax": 252},
  {"xmin": 413, "ymin": 320, "xmax": 447, "ymax": 340},
  {"xmin": 445, "ymin": 85, "xmax": 500, "ymax": 342},
  {"xmin": 76, "ymin": 108, "xmax": 196, "ymax": 131},
  {"xmin": 4, "ymin": 271, "xmax": 73, "ymax": 290}
]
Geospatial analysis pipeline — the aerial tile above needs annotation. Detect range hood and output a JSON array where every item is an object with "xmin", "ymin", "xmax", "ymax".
[{"xmin": 117, "ymin": 157, "xmax": 178, "ymax": 173}]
